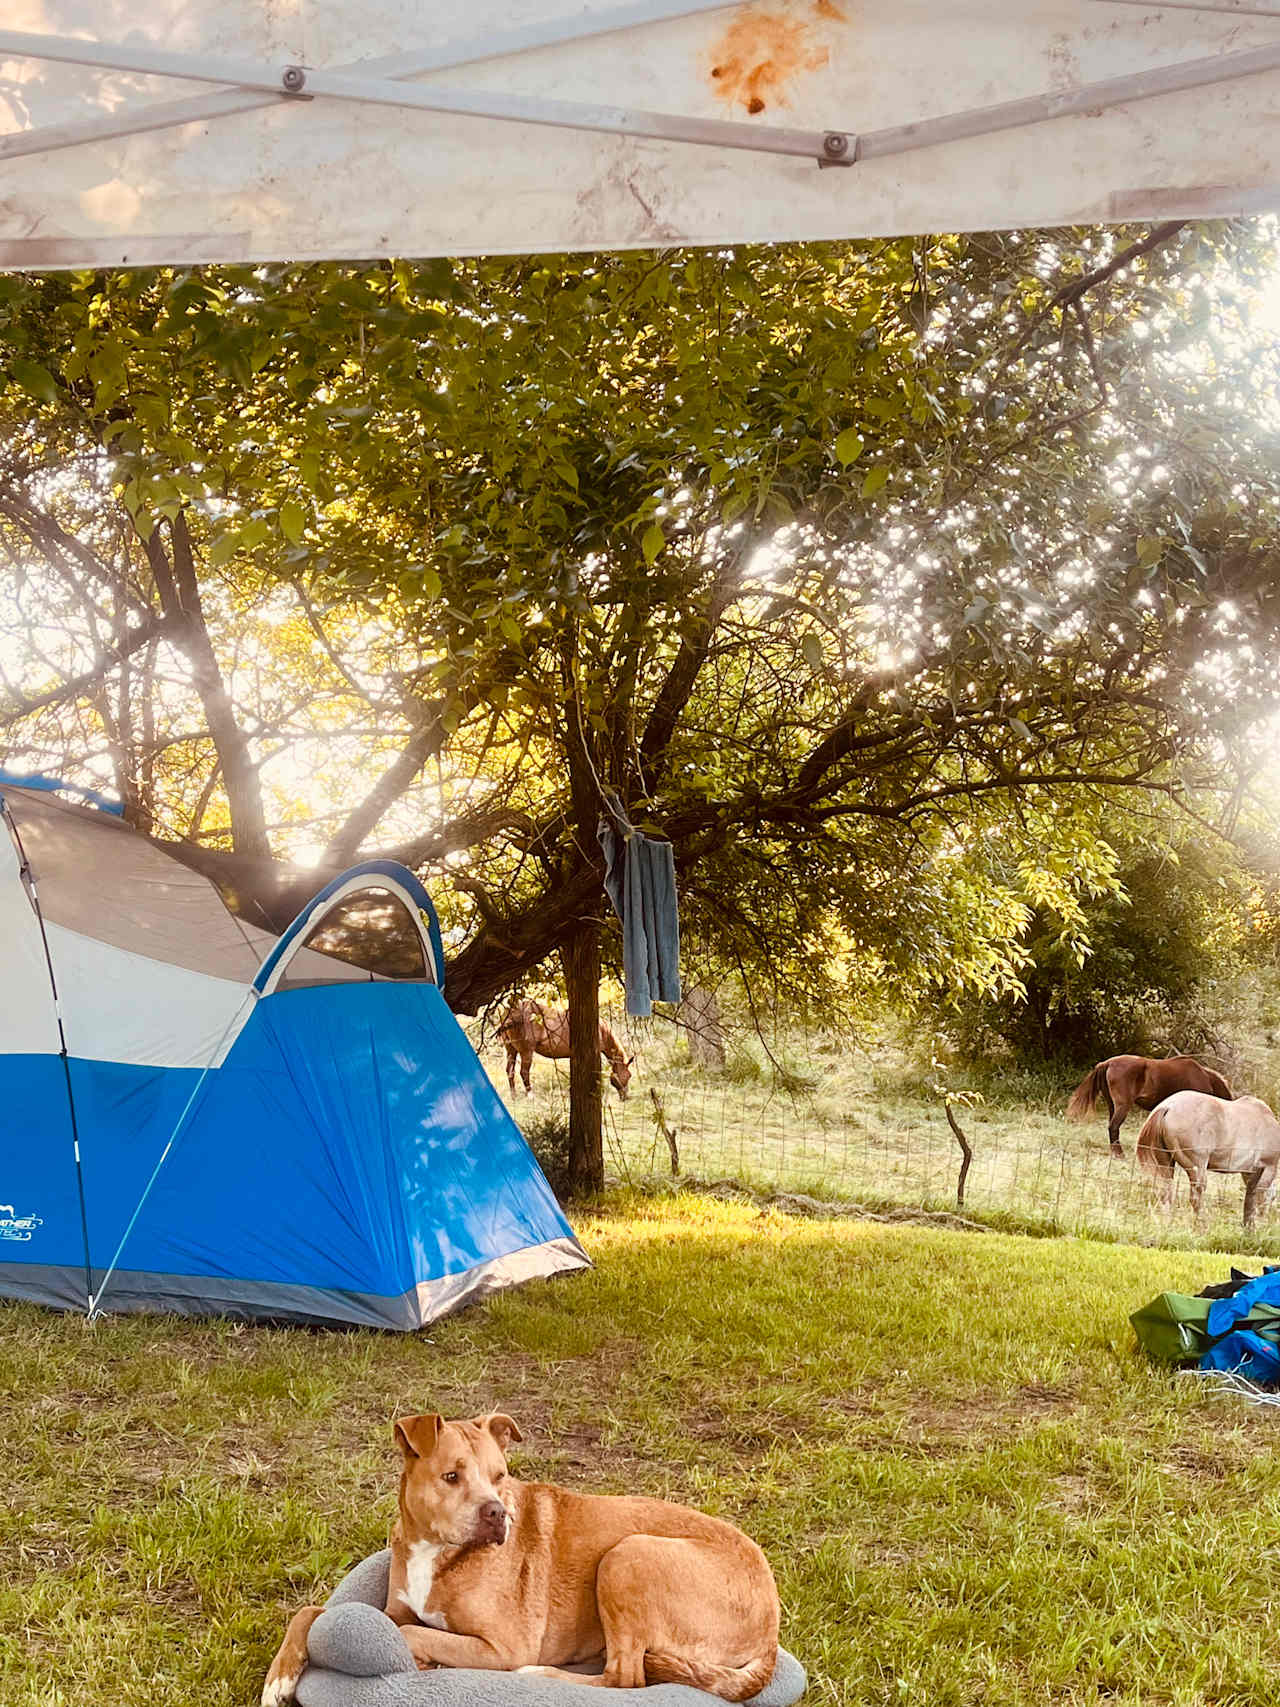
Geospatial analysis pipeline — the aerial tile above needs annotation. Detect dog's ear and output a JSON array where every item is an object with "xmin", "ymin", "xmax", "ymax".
[
  {"xmin": 482, "ymin": 1413, "xmax": 523, "ymax": 1452},
  {"xmin": 394, "ymin": 1414, "xmax": 443, "ymax": 1460}
]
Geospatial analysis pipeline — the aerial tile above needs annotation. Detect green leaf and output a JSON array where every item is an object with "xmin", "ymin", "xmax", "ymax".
[
  {"xmin": 11, "ymin": 360, "xmax": 58, "ymax": 404},
  {"xmin": 642, "ymin": 523, "xmax": 665, "ymax": 565},
  {"xmin": 834, "ymin": 429, "xmax": 864, "ymax": 467},
  {"xmin": 279, "ymin": 500, "xmax": 306, "ymax": 545},
  {"xmin": 802, "ymin": 631, "xmax": 823, "ymax": 672},
  {"xmin": 208, "ymin": 531, "xmax": 239, "ymax": 568},
  {"xmin": 861, "ymin": 466, "xmax": 890, "ymax": 499},
  {"xmin": 1135, "ymin": 535, "xmax": 1165, "ymax": 567}
]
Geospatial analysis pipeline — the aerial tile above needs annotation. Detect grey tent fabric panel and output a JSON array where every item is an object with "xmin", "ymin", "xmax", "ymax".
[
  {"xmin": 1, "ymin": 785, "xmax": 265, "ymax": 981},
  {"xmin": 1, "ymin": 785, "xmax": 386, "ymax": 988},
  {"xmin": 0, "ymin": 1260, "xmax": 87, "ymax": 1311},
  {"xmin": 408, "ymin": 1237, "xmax": 589, "ymax": 1326},
  {"xmin": 21, "ymin": 1238, "xmax": 591, "ymax": 1330},
  {"xmin": 297, "ymin": 1552, "xmax": 807, "ymax": 1707}
]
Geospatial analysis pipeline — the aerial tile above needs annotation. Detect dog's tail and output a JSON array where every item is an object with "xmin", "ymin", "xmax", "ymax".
[
  {"xmin": 1135, "ymin": 1108, "xmax": 1168, "ymax": 1178},
  {"xmin": 1065, "ymin": 1061, "xmax": 1108, "ymax": 1121},
  {"xmin": 644, "ymin": 1649, "xmax": 777, "ymax": 1703}
]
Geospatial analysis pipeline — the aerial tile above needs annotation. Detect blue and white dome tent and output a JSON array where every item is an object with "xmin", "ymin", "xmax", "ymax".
[{"xmin": 0, "ymin": 774, "xmax": 587, "ymax": 1329}]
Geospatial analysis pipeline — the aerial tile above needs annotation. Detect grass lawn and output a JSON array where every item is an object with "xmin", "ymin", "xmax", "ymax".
[{"xmin": 5, "ymin": 1194, "xmax": 1280, "ymax": 1706}]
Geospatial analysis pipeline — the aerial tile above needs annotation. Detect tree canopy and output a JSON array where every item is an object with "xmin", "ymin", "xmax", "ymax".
[{"xmin": 4, "ymin": 224, "xmax": 1280, "ymax": 1181}]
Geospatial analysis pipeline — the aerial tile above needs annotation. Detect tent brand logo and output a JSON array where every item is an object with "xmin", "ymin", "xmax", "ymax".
[{"xmin": 0, "ymin": 1205, "xmax": 42, "ymax": 1242}]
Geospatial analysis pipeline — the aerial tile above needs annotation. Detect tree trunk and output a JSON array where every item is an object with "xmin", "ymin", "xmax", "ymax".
[
  {"xmin": 681, "ymin": 982, "xmax": 726, "ymax": 1067},
  {"xmin": 143, "ymin": 513, "xmax": 272, "ymax": 859},
  {"xmin": 562, "ymin": 917, "xmax": 605, "ymax": 1196}
]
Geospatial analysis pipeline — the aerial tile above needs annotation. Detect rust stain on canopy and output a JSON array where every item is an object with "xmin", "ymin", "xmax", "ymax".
[{"xmin": 707, "ymin": 2, "xmax": 841, "ymax": 117}]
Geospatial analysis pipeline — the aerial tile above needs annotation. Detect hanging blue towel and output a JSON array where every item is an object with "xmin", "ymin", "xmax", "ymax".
[{"xmin": 597, "ymin": 803, "xmax": 681, "ymax": 1019}]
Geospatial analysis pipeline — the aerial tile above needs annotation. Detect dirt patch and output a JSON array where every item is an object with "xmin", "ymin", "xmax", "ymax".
[
  {"xmin": 1046, "ymin": 1472, "xmax": 1092, "ymax": 1510},
  {"xmin": 1161, "ymin": 1442, "xmax": 1233, "ymax": 1481},
  {"xmin": 906, "ymin": 1384, "xmax": 1079, "ymax": 1437}
]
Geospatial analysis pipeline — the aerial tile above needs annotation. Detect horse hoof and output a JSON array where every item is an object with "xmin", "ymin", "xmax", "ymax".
[{"xmin": 1109, "ymin": 1144, "xmax": 1125, "ymax": 1160}]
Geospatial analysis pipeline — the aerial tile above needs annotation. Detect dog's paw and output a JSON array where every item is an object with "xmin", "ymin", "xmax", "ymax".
[{"xmin": 261, "ymin": 1668, "xmax": 299, "ymax": 1707}]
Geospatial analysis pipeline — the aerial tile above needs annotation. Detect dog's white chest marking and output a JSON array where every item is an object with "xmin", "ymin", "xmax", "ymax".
[{"xmin": 403, "ymin": 1540, "xmax": 444, "ymax": 1623}]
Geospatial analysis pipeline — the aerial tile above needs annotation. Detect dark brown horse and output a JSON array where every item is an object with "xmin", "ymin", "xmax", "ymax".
[
  {"xmin": 497, "ymin": 999, "xmax": 634, "ymax": 1101},
  {"xmin": 1066, "ymin": 1054, "xmax": 1234, "ymax": 1158}
]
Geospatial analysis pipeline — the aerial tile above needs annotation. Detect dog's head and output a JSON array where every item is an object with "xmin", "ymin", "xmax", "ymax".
[{"xmin": 394, "ymin": 1411, "xmax": 523, "ymax": 1548}]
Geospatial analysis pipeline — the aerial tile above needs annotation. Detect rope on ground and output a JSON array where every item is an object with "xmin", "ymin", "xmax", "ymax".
[{"xmin": 1175, "ymin": 1368, "xmax": 1280, "ymax": 1407}]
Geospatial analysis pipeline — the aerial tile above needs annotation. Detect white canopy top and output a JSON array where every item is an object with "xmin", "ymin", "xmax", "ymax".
[{"xmin": 1, "ymin": 0, "xmax": 1279, "ymax": 269}]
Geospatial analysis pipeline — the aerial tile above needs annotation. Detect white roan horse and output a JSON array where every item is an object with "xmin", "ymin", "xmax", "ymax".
[{"xmin": 1136, "ymin": 1090, "xmax": 1280, "ymax": 1229}]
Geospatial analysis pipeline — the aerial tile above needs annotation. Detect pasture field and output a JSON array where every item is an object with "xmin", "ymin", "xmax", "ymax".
[
  {"xmin": 475, "ymin": 1018, "xmax": 1280, "ymax": 1251},
  {"xmin": 6, "ymin": 1194, "xmax": 1280, "ymax": 1706}
]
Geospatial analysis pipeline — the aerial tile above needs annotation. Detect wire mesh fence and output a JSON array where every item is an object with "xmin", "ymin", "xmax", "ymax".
[{"xmin": 468, "ymin": 1008, "xmax": 1280, "ymax": 1249}]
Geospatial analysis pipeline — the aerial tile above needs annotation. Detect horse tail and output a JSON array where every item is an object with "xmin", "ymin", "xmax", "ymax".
[
  {"xmin": 1135, "ymin": 1108, "xmax": 1168, "ymax": 1177},
  {"xmin": 1066, "ymin": 1062, "xmax": 1107, "ymax": 1121}
]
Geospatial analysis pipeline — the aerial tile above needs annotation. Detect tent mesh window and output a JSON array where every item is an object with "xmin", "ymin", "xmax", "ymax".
[{"xmin": 280, "ymin": 888, "xmax": 428, "ymax": 985}]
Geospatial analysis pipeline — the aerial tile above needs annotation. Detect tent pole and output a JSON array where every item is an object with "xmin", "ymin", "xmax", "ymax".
[
  {"xmin": 1093, "ymin": 0, "xmax": 1280, "ymax": 15},
  {"xmin": 852, "ymin": 37, "xmax": 1280, "ymax": 163},
  {"xmin": 0, "ymin": 0, "xmax": 739, "ymax": 165},
  {"xmin": 1, "ymin": 804, "xmax": 94, "ymax": 1314},
  {"xmin": 10, "ymin": 20, "xmax": 1280, "ymax": 169},
  {"xmin": 0, "ymin": 27, "xmax": 848, "ymax": 163}
]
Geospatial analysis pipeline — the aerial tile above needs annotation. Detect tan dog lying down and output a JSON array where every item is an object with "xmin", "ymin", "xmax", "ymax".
[{"xmin": 264, "ymin": 1412, "xmax": 780, "ymax": 1705}]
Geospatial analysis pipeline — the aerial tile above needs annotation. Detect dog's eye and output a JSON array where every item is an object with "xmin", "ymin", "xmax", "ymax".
[
  {"xmin": 495, "ymin": 1470, "xmax": 505, "ymax": 1482},
  {"xmin": 442, "ymin": 1471, "xmax": 459, "ymax": 1484}
]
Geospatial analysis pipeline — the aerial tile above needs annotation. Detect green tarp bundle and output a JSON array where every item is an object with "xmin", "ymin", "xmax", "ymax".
[
  {"xmin": 1130, "ymin": 1293, "xmax": 1215, "ymax": 1365},
  {"xmin": 1132, "ymin": 1285, "xmax": 1280, "ymax": 1368}
]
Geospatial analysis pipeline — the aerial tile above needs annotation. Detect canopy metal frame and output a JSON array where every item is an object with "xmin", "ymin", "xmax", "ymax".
[{"xmin": 4, "ymin": 3, "xmax": 1280, "ymax": 174}]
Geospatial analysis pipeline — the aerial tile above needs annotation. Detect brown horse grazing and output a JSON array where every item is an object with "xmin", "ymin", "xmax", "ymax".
[
  {"xmin": 497, "ymin": 999, "xmax": 634, "ymax": 1101},
  {"xmin": 1137, "ymin": 1091, "xmax": 1280, "ymax": 1229},
  {"xmin": 1066, "ymin": 1054, "xmax": 1234, "ymax": 1158}
]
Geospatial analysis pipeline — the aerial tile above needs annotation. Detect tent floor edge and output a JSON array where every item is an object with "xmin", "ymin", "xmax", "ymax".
[{"xmin": 0, "ymin": 1237, "xmax": 591, "ymax": 1331}]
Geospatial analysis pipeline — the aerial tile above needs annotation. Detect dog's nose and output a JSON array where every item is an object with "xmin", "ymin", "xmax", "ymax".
[{"xmin": 479, "ymin": 1500, "xmax": 506, "ymax": 1534}]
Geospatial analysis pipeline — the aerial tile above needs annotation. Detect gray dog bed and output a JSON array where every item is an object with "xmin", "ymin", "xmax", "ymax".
[{"xmin": 294, "ymin": 1551, "xmax": 806, "ymax": 1707}]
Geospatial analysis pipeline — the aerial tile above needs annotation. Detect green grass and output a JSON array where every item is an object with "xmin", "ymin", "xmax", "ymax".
[
  {"xmin": 473, "ymin": 1021, "xmax": 1280, "ymax": 1252},
  {"xmin": 6, "ymin": 1194, "xmax": 1280, "ymax": 1705}
]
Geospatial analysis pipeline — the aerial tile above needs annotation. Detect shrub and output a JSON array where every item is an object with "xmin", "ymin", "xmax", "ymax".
[{"xmin": 520, "ymin": 1113, "xmax": 574, "ymax": 1202}]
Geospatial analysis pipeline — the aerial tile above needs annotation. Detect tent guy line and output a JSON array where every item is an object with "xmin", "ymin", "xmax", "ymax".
[{"xmin": 7, "ymin": 20, "xmax": 1280, "ymax": 172}]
